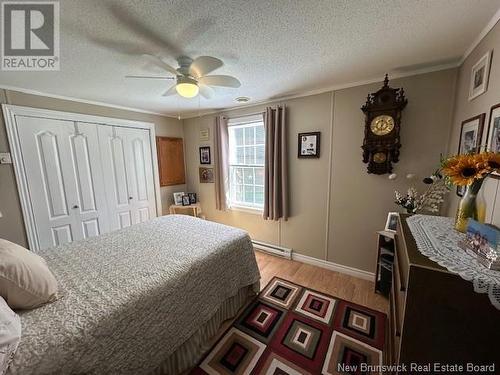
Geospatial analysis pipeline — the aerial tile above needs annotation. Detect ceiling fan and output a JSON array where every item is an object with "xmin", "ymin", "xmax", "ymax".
[{"xmin": 125, "ymin": 54, "xmax": 241, "ymax": 99}]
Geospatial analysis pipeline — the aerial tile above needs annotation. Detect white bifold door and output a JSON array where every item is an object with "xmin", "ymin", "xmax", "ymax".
[
  {"xmin": 98, "ymin": 126, "xmax": 156, "ymax": 230},
  {"xmin": 13, "ymin": 112, "xmax": 158, "ymax": 251},
  {"xmin": 17, "ymin": 118, "xmax": 110, "ymax": 249}
]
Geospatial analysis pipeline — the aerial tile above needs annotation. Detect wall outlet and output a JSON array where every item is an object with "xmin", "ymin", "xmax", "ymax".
[{"xmin": 0, "ymin": 153, "xmax": 12, "ymax": 164}]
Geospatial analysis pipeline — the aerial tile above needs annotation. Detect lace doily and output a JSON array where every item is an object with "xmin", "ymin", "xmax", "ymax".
[{"xmin": 406, "ymin": 214, "xmax": 500, "ymax": 310}]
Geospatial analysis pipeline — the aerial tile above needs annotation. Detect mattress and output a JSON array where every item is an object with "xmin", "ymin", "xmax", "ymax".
[{"xmin": 8, "ymin": 215, "xmax": 260, "ymax": 374}]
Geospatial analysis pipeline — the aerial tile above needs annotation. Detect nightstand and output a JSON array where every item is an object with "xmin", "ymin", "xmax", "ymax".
[{"xmin": 169, "ymin": 203, "xmax": 204, "ymax": 218}]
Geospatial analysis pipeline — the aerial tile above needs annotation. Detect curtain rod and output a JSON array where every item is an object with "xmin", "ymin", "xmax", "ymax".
[
  {"xmin": 222, "ymin": 104, "xmax": 285, "ymax": 120},
  {"xmin": 223, "ymin": 111, "xmax": 265, "ymax": 120}
]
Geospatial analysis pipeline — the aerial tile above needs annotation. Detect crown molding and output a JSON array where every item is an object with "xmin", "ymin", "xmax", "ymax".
[
  {"xmin": 179, "ymin": 62, "xmax": 459, "ymax": 120},
  {"xmin": 0, "ymin": 84, "xmax": 178, "ymax": 119},
  {"xmin": 0, "ymin": 61, "xmax": 459, "ymax": 122},
  {"xmin": 460, "ymin": 6, "xmax": 500, "ymax": 65}
]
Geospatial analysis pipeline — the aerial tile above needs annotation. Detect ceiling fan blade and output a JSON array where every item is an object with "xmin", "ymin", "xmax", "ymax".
[
  {"xmin": 89, "ymin": 37, "xmax": 148, "ymax": 55},
  {"xmin": 176, "ymin": 18, "xmax": 216, "ymax": 48},
  {"xmin": 142, "ymin": 54, "xmax": 179, "ymax": 76},
  {"xmin": 190, "ymin": 56, "xmax": 223, "ymax": 77},
  {"xmin": 108, "ymin": 3, "xmax": 182, "ymax": 56},
  {"xmin": 199, "ymin": 85, "xmax": 215, "ymax": 99},
  {"xmin": 162, "ymin": 85, "xmax": 178, "ymax": 97},
  {"xmin": 199, "ymin": 75, "xmax": 241, "ymax": 88},
  {"xmin": 125, "ymin": 75, "xmax": 175, "ymax": 80}
]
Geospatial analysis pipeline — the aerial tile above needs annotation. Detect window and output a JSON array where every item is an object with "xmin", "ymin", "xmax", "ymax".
[{"xmin": 228, "ymin": 115, "xmax": 265, "ymax": 210}]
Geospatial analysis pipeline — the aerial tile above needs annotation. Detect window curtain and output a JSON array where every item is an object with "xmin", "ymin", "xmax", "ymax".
[
  {"xmin": 263, "ymin": 105, "xmax": 289, "ymax": 220},
  {"xmin": 214, "ymin": 115, "xmax": 230, "ymax": 210}
]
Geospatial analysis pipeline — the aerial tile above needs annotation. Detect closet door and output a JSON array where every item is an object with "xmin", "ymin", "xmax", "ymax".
[
  {"xmin": 98, "ymin": 126, "xmax": 156, "ymax": 230},
  {"xmin": 118, "ymin": 127, "xmax": 156, "ymax": 224},
  {"xmin": 16, "ymin": 117, "xmax": 108, "ymax": 250},
  {"xmin": 71, "ymin": 122, "xmax": 110, "ymax": 238}
]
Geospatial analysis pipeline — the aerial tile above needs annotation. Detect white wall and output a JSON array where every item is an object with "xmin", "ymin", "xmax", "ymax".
[
  {"xmin": 184, "ymin": 69, "xmax": 457, "ymax": 272},
  {"xmin": 446, "ymin": 20, "xmax": 500, "ymax": 225}
]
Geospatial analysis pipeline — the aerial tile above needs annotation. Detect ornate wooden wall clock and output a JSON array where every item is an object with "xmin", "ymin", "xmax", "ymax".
[{"xmin": 361, "ymin": 75, "xmax": 407, "ymax": 174}]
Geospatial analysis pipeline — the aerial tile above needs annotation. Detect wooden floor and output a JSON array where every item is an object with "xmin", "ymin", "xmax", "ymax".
[{"xmin": 255, "ymin": 250, "xmax": 388, "ymax": 314}]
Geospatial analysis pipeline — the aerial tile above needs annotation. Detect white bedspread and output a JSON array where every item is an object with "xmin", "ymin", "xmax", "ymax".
[{"xmin": 8, "ymin": 215, "xmax": 260, "ymax": 375}]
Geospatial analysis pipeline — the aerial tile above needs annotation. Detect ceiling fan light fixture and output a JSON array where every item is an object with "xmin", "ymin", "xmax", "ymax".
[{"xmin": 176, "ymin": 77, "xmax": 199, "ymax": 98}]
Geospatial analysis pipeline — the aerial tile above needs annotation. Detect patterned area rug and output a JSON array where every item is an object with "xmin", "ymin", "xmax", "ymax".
[{"xmin": 192, "ymin": 277, "xmax": 386, "ymax": 374}]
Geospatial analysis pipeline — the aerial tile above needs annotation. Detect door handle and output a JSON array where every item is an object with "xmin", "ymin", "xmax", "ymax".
[
  {"xmin": 72, "ymin": 205, "xmax": 79, "ymax": 209},
  {"xmin": 129, "ymin": 197, "xmax": 133, "ymax": 200}
]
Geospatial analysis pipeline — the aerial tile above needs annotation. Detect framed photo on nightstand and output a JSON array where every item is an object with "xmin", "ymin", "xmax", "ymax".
[
  {"xmin": 181, "ymin": 195, "xmax": 191, "ymax": 206},
  {"xmin": 173, "ymin": 192, "xmax": 184, "ymax": 205}
]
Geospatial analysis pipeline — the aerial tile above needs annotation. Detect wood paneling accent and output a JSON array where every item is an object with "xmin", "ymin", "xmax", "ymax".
[{"xmin": 156, "ymin": 137, "xmax": 185, "ymax": 186}]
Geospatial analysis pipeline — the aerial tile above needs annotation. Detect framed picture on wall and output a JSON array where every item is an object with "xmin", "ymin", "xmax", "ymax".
[
  {"xmin": 199, "ymin": 128, "xmax": 210, "ymax": 142},
  {"xmin": 298, "ymin": 132, "xmax": 320, "ymax": 158},
  {"xmin": 456, "ymin": 113, "xmax": 485, "ymax": 196},
  {"xmin": 199, "ymin": 146, "xmax": 211, "ymax": 164},
  {"xmin": 458, "ymin": 114, "xmax": 485, "ymax": 155},
  {"xmin": 486, "ymin": 103, "xmax": 500, "ymax": 178},
  {"xmin": 468, "ymin": 51, "xmax": 491, "ymax": 100},
  {"xmin": 199, "ymin": 167, "xmax": 214, "ymax": 183}
]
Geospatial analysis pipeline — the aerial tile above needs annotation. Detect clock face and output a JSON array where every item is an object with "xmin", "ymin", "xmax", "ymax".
[
  {"xmin": 370, "ymin": 115, "xmax": 395, "ymax": 136},
  {"xmin": 373, "ymin": 152, "xmax": 387, "ymax": 163}
]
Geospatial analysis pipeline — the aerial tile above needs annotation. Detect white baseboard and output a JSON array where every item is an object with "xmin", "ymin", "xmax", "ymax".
[{"xmin": 291, "ymin": 253, "xmax": 375, "ymax": 281}]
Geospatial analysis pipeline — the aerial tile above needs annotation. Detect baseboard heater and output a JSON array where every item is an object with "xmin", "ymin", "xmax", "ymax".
[{"xmin": 252, "ymin": 240, "xmax": 292, "ymax": 259}]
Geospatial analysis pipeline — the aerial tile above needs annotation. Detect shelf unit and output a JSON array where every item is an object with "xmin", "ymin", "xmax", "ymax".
[{"xmin": 374, "ymin": 230, "xmax": 395, "ymax": 296}]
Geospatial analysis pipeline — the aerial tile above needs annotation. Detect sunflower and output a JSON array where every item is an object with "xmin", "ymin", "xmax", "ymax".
[
  {"xmin": 477, "ymin": 152, "xmax": 500, "ymax": 172},
  {"xmin": 441, "ymin": 154, "xmax": 484, "ymax": 186}
]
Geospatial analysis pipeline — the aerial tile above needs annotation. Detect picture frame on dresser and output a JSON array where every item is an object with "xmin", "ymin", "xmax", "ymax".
[
  {"xmin": 385, "ymin": 212, "xmax": 398, "ymax": 232},
  {"xmin": 486, "ymin": 103, "xmax": 500, "ymax": 178}
]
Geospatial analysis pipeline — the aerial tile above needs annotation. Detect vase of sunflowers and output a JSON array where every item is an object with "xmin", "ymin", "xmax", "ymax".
[
  {"xmin": 441, "ymin": 152, "xmax": 500, "ymax": 232},
  {"xmin": 454, "ymin": 179, "xmax": 486, "ymax": 232}
]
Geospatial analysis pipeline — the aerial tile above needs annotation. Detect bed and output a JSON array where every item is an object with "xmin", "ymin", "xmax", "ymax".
[{"xmin": 8, "ymin": 215, "xmax": 260, "ymax": 375}]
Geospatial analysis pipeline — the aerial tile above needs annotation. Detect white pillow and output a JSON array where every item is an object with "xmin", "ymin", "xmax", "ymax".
[
  {"xmin": 0, "ymin": 296, "xmax": 21, "ymax": 375},
  {"xmin": 0, "ymin": 239, "xmax": 58, "ymax": 309}
]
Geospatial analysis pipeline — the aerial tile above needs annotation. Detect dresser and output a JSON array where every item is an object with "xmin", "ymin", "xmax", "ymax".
[{"xmin": 389, "ymin": 214, "xmax": 499, "ymax": 369}]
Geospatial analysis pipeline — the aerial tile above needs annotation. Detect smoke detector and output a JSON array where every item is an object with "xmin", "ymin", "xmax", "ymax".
[{"xmin": 235, "ymin": 96, "xmax": 250, "ymax": 103}]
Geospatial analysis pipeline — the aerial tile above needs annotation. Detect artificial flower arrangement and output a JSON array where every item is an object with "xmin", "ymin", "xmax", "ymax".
[
  {"xmin": 394, "ymin": 172, "xmax": 448, "ymax": 214},
  {"xmin": 441, "ymin": 152, "xmax": 500, "ymax": 186},
  {"xmin": 440, "ymin": 151, "xmax": 500, "ymax": 232}
]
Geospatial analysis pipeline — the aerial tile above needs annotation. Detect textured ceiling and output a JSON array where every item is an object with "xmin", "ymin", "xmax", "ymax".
[{"xmin": 1, "ymin": 0, "xmax": 499, "ymax": 117}]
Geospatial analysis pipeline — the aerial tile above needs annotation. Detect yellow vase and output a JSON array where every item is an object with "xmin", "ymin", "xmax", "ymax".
[{"xmin": 454, "ymin": 180, "xmax": 486, "ymax": 232}]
